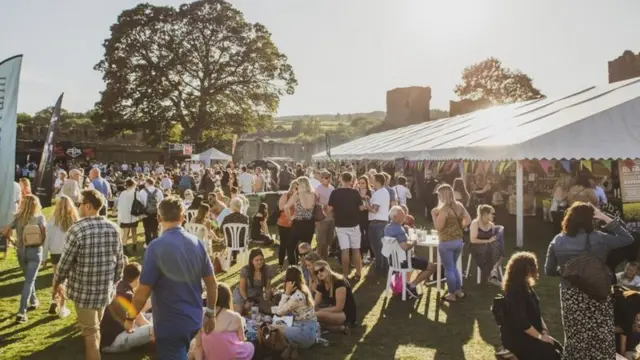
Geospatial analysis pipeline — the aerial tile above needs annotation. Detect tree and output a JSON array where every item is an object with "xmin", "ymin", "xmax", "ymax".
[
  {"xmin": 454, "ymin": 57, "xmax": 542, "ymax": 104},
  {"xmin": 92, "ymin": 0, "xmax": 297, "ymax": 146}
]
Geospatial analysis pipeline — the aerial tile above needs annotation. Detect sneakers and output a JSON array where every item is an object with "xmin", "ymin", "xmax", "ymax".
[
  {"xmin": 27, "ymin": 301, "xmax": 39, "ymax": 311},
  {"xmin": 16, "ymin": 313, "xmax": 27, "ymax": 323},
  {"xmin": 488, "ymin": 277, "xmax": 502, "ymax": 287},
  {"xmin": 48, "ymin": 301, "xmax": 58, "ymax": 315},
  {"xmin": 58, "ymin": 306, "xmax": 71, "ymax": 319}
]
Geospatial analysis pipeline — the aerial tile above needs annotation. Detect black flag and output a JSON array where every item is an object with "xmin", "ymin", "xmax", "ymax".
[
  {"xmin": 325, "ymin": 132, "xmax": 331, "ymax": 159},
  {"xmin": 34, "ymin": 93, "xmax": 64, "ymax": 207}
]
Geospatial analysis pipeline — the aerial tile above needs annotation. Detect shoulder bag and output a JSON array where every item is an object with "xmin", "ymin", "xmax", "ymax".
[{"xmin": 562, "ymin": 233, "xmax": 612, "ymax": 301}]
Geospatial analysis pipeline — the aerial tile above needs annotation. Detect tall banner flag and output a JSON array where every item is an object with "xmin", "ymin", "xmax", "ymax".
[
  {"xmin": 0, "ymin": 55, "xmax": 23, "ymax": 228},
  {"xmin": 34, "ymin": 93, "xmax": 64, "ymax": 208}
]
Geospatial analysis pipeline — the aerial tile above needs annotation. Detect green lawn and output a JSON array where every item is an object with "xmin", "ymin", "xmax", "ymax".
[{"xmin": 0, "ymin": 209, "xmax": 563, "ymax": 360}]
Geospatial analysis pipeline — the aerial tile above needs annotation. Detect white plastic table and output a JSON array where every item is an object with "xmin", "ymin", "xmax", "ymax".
[{"xmin": 414, "ymin": 235, "xmax": 463, "ymax": 293}]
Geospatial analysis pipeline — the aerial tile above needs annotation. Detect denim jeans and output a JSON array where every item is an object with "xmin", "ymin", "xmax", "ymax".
[
  {"xmin": 368, "ymin": 221, "xmax": 388, "ymax": 275},
  {"xmin": 438, "ymin": 239, "xmax": 463, "ymax": 295},
  {"xmin": 156, "ymin": 331, "xmax": 198, "ymax": 360},
  {"xmin": 283, "ymin": 320, "xmax": 319, "ymax": 349},
  {"xmin": 17, "ymin": 246, "xmax": 43, "ymax": 314}
]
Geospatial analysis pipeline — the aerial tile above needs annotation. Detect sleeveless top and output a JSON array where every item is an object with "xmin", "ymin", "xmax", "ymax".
[
  {"xmin": 437, "ymin": 206, "xmax": 464, "ymax": 241},
  {"xmin": 294, "ymin": 197, "xmax": 313, "ymax": 220},
  {"xmin": 477, "ymin": 225, "xmax": 494, "ymax": 240}
]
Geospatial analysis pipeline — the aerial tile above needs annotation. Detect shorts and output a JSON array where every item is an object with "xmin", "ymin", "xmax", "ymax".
[
  {"xmin": 120, "ymin": 222, "xmax": 139, "ymax": 229},
  {"xmin": 76, "ymin": 307, "xmax": 105, "ymax": 337},
  {"xmin": 50, "ymin": 254, "xmax": 62, "ymax": 265},
  {"xmin": 336, "ymin": 225, "xmax": 361, "ymax": 250},
  {"xmin": 401, "ymin": 256, "xmax": 429, "ymax": 271}
]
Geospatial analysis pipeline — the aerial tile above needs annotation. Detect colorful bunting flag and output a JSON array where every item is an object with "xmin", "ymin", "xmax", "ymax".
[
  {"xmin": 463, "ymin": 161, "xmax": 470, "ymax": 174},
  {"xmin": 580, "ymin": 160, "xmax": 592, "ymax": 172},
  {"xmin": 497, "ymin": 161, "xmax": 506, "ymax": 174},
  {"xmin": 560, "ymin": 160, "xmax": 571, "ymax": 173},
  {"xmin": 600, "ymin": 159, "xmax": 612, "ymax": 171},
  {"xmin": 458, "ymin": 162, "xmax": 464, "ymax": 175},
  {"xmin": 491, "ymin": 161, "xmax": 499, "ymax": 173},
  {"xmin": 437, "ymin": 161, "xmax": 443, "ymax": 172},
  {"xmin": 538, "ymin": 159, "xmax": 551, "ymax": 174}
]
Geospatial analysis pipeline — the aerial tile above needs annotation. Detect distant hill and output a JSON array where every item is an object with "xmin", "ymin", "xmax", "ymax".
[{"xmin": 274, "ymin": 111, "xmax": 386, "ymax": 123}]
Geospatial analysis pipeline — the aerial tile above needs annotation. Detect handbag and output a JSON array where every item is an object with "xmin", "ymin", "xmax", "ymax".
[
  {"xmin": 313, "ymin": 195, "xmax": 326, "ymax": 222},
  {"xmin": 257, "ymin": 323, "xmax": 287, "ymax": 352},
  {"xmin": 562, "ymin": 233, "xmax": 612, "ymax": 301}
]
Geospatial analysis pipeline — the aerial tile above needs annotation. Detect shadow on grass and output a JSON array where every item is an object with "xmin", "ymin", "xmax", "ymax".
[
  {"xmin": 0, "ymin": 272, "xmax": 54, "ymax": 301},
  {"xmin": 0, "ymin": 316, "xmax": 58, "ymax": 344}
]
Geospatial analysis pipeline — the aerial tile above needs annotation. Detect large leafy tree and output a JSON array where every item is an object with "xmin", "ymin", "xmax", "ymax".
[
  {"xmin": 454, "ymin": 57, "xmax": 542, "ymax": 104},
  {"xmin": 92, "ymin": 0, "xmax": 297, "ymax": 146}
]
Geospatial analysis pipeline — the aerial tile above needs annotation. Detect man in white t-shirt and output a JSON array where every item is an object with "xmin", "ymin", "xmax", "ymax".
[
  {"xmin": 393, "ymin": 176, "xmax": 412, "ymax": 206},
  {"xmin": 238, "ymin": 166, "xmax": 253, "ymax": 194},
  {"xmin": 368, "ymin": 173, "xmax": 390, "ymax": 276},
  {"xmin": 160, "ymin": 174, "xmax": 173, "ymax": 192}
]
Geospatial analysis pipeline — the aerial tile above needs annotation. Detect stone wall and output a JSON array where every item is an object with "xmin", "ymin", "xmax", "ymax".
[
  {"xmin": 609, "ymin": 50, "xmax": 640, "ymax": 83},
  {"xmin": 449, "ymin": 98, "xmax": 492, "ymax": 116},
  {"xmin": 385, "ymin": 86, "xmax": 431, "ymax": 128}
]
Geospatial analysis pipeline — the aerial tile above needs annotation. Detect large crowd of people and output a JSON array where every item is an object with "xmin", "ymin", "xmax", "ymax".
[{"xmin": 5, "ymin": 158, "xmax": 640, "ymax": 360}]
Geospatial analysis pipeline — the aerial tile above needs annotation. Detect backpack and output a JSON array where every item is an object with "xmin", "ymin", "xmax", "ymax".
[
  {"xmin": 491, "ymin": 294, "xmax": 506, "ymax": 326},
  {"xmin": 562, "ymin": 233, "xmax": 612, "ymax": 301},
  {"xmin": 23, "ymin": 222, "xmax": 44, "ymax": 247},
  {"xmin": 144, "ymin": 188, "xmax": 159, "ymax": 216},
  {"xmin": 130, "ymin": 193, "xmax": 146, "ymax": 217}
]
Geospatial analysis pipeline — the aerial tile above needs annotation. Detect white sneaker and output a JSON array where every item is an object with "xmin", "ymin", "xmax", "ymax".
[{"xmin": 58, "ymin": 306, "xmax": 71, "ymax": 319}]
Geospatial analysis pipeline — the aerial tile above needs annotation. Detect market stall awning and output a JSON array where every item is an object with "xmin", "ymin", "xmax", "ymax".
[
  {"xmin": 190, "ymin": 147, "xmax": 232, "ymax": 162},
  {"xmin": 314, "ymin": 77, "xmax": 640, "ymax": 161}
]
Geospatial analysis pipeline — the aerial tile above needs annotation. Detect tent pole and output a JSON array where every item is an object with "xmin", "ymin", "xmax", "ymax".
[{"xmin": 516, "ymin": 161, "xmax": 524, "ymax": 248}]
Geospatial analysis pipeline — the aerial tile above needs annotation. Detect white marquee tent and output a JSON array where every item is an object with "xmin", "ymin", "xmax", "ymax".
[
  {"xmin": 313, "ymin": 77, "xmax": 640, "ymax": 246},
  {"xmin": 191, "ymin": 147, "xmax": 232, "ymax": 162}
]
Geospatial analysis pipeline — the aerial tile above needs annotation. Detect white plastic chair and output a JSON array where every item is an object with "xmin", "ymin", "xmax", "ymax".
[
  {"xmin": 222, "ymin": 223, "xmax": 250, "ymax": 270},
  {"xmin": 465, "ymin": 253, "xmax": 504, "ymax": 284},
  {"xmin": 184, "ymin": 223, "xmax": 213, "ymax": 256},
  {"xmin": 185, "ymin": 210, "xmax": 198, "ymax": 223},
  {"xmin": 384, "ymin": 236, "xmax": 414, "ymax": 301}
]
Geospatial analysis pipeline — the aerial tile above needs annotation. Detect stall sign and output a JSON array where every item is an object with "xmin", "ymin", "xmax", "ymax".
[
  {"xmin": 168, "ymin": 143, "xmax": 194, "ymax": 155},
  {"xmin": 618, "ymin": 159, "xmax": 640, "ymax": 231},
  {"xmin": 66, "ymin": 147, "xmax": 82, "ymax": 158}
]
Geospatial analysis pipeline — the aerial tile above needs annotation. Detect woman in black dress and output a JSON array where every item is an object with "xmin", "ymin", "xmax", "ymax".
[
  {"xmin": 251, "ymin": 203, "xmax": 272, "ymax": 244},
  {"xmin": 357, "ymin": 176, "xmax": 372, "ymax": 260},
  {"xmin": 501, "ymin": 252, "xmax": 562, "ymax": 360}
]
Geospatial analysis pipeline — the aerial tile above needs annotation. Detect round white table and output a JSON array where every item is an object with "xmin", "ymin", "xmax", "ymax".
[{"xmin": 414, "ymin": 235, "xmax": 464, "ymax": 293}]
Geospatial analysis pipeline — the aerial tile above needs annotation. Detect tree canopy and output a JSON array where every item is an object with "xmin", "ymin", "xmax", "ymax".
[
  {"xmin": 454, "ymin": 57, "xmax": 543, "ymax": 104},
  {"xmin": 92, "ymin": 0, "xmax": 297, "ymax": 146}
]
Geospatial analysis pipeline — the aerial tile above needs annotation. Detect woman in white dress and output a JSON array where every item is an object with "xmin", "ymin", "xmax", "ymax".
[{"xmin": 117, "ymin": 178, "xmax": 140, "ymax": 254}]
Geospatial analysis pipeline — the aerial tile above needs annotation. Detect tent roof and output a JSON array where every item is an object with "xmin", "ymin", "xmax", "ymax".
[
  {"xmin": 191, "ymin": 147, "xmax": 231, "ymax": 161},
  {"xmin": 314, "ymin": 77, "xmax": 640, "ymax": 161}
]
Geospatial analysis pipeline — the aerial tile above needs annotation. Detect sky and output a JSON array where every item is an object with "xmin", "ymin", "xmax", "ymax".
[{"xmin": 2, "ymin": 0, "xmax": 640, "ymax": 116}]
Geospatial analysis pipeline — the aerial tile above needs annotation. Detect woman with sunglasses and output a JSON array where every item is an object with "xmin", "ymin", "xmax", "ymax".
[
  {"xmin": 232, "ymin": 249, "xmax": 273, "ymax": 315},
  {"xmin": 272, "ymin": 267, "xmax": 319, "ymax": 356},
  {"xmin": 470, "ymin": 204, "xmax": 505, "ymax": 287},
  {"xmin": 313, "ymin": 260, "xmax": 356, "ymax": 333}
]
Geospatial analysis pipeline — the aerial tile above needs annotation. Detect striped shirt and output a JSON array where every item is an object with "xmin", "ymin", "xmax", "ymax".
[{"xmin": 55, "ymin": 216, "xmax": 124, "ymax": 309}]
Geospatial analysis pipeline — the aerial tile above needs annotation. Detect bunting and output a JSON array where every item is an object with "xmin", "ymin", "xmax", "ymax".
[
  {"xmin": 458, "ymin": 162, "xmax": 464, "ymax": 175},
  {"xmin": 464, "ymin": 161, "xmax": 470, "ymax": 174},
  {"xmin": 580, "ymin": 160, "xmax": 592, "ymax": 172},
  {"xmin": 491, "ymin": 161, "xmax": 499, "ymax": 173},
  {"xmin": 437, "ymin": 161, "xmax": 444, "ymax": 173},
  {"xmin": 497, "ymin": 161, "xmax": 506, "ymax": 174},
  {"xmin": 538, "ymin": 159, "xmax": 551, "ymax": 174},
  {"xmin": 601, "ymin": 159, "xmax": 612, "ymax": 171},
  {"xmin": 560, "ymin": 160, "xmax": 571, "ymax": 173}
]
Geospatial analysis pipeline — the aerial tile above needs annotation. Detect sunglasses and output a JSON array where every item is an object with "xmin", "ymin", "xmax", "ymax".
[
  {"xmin": 299, "ymin": 252, "xmax": 310, "ymax": 258},
  {"xmin": 314, "ymin": 267, "xmax": 326, "ymax": 275}
]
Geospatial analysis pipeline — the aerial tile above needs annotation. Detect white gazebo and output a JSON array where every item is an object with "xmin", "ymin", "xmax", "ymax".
[
  {"xmin": 313, "ymin": 77, "xmax": 640, "ymax": 247},
  {"xmin": 191, "ymin": 147, "xmax": 232, "ymax": 164}
]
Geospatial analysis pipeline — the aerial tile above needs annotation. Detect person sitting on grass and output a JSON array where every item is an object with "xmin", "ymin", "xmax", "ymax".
[
  {"xmin": 273, "ymin": 267, "xmax": 320, "ymax": 357},
  {"xmin": 190, "ymin": 283, "xmax": 254, "ymax": 360},
  {"xmin": 250, "ymin": 203, "xmax": 272, "ymax": 244},
  {"xmin": 313, "ymin": 260, "xmax": 357, "ymax": 333},
  {"xmin": 43, "ymin": 195, "xmax": 79, "ymax": 318},
  {"xmin": 232, "ymin": 249, "xmax": 273, "ymax": 315},
  {"xmin": 303, "ymin": 252, "xmax": 322, "ymax": 293},
  {"xmin": 100, "ymin": 262, "xmax": 154, "ymax": 354},
  {"xmin": 618, "ymin": 262, "xmax": 640, "ymax": 289},
  {"xmin": 384, "ymin": 206, "xmax": 437, "ymax": 298}
]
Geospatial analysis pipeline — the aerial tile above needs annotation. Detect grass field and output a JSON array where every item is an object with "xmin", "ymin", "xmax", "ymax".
[{"xmin": 0, "ymin": 209, "xmax": 563, "ymax": 360}]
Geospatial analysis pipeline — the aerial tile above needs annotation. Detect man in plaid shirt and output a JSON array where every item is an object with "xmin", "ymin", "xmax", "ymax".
[{"xmin": 54, "ymin": 189, "xmax": 124, "ymax": 360}]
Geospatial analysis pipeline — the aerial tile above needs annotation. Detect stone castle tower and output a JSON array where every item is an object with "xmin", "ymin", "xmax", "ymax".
[
  {"xmin": 385, "ymin": 86, "xmax": 431, "ymax": 128},
  {"xmin": 609, "ymin": 50, "xmax": 640, "ymax": 83}
]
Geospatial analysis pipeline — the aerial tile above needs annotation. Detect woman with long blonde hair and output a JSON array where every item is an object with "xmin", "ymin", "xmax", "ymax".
[
  {"xmin": 285, "ymin": 176, "xmax": 317, "ymax": 255},
  {"xmin": 1, "ymin": 194, "xmax": 46, "ymax": 323},
  {"xmin": 313, "ymin": 260, "xmax": 357, "ymax": 333},
  {"xmin": 432, "ymin": 184, "xmax": 471, "ymax": 303},
  {"xmin": 44, "ymin": 195, "xmax": 79, "ymax": 318},
  {"xmin": 19, "ymin": 177, "xmax": 32, "ymax": 197}
]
